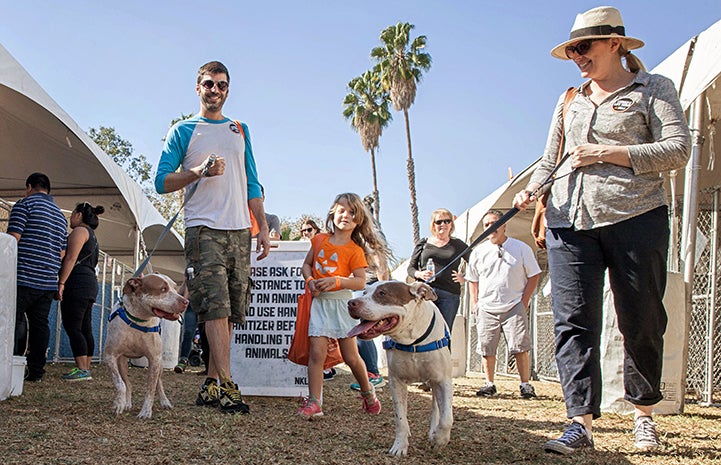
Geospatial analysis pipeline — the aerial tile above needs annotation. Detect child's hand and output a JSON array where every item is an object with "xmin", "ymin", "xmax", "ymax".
[{"xmin": 314, "ymin": 277, "xmax": 337, "ymax": 292}]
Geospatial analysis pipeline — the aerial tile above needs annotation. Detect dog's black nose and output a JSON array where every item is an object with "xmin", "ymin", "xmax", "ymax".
[{"xmin": 348, "ymin": 299, "xmax": 358, "ymax": 309}]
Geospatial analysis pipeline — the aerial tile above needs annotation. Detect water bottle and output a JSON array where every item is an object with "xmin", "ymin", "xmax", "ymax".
[{"xmin": 426, "ymin": 258, "xmax": 435, "ymax": 283}]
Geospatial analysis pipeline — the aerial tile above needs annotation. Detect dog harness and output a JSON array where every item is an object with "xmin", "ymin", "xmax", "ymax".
[
  {"xmin": 108, "ymin": 303, "xmax": 161, "ymax": 334},
  {"xmin": 383, "ymin": 312, "xmax": 451, "ymax": 353}
]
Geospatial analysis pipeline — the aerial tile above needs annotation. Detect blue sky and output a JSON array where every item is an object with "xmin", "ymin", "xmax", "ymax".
[{"xmin": 1, "ymin": 1, "xmax": 718, "ymax": 259}]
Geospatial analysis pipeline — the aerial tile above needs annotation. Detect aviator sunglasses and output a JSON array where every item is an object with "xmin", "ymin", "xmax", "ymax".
[
  {"xmin": 564, "ymin": 39, "xmax": 600, "ymax": 59},
  {"xmin": 434, "ymin": 219, "xmax": 452, "ymax": 226},
  {"xmin": 200, "ymin": 79, "xmax": 229, "ymax": 91}
]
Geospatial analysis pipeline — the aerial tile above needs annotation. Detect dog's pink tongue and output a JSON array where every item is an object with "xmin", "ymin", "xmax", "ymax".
[
  {"xmin": 153, "ymin": 308, "xmax": 181, "ymax": 321},
  {"xmin": 347, "ymin": 320, "xmax": 377, "ymax": 338}
]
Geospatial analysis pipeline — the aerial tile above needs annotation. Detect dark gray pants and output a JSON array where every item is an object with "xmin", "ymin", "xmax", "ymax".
[{"xmin": 547, "ymin": 206, "xmax": 668, "ymax": 419}]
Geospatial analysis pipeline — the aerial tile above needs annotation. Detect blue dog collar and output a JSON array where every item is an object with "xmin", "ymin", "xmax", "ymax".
[
  {"xmin": 109, "ymin": 303, "xmax": 161, "ymax": 334},
  {"xmin": 382, "ymin": 312, "xmax": 450, "ymax": 353}
]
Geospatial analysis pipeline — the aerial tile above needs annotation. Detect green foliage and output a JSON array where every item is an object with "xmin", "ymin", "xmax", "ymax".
[
  {"xmin": 89, "ymin": 126, "xmax": 153, "ymax": 184},
  {"xmin": 370, "ymin": 21, "xmax": 432, "ymax": 111},
  {"xmin": 89, "ymin": 124, "xmax": 185, "ymax": 234},
  {"xmin": 342, "ymin": 69, "xmax": 392, "ymax": 153}
]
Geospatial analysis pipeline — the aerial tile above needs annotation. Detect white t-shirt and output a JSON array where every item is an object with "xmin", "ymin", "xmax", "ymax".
[{"xmin": 465, "ymin": 236, "xmax": 541, "ymax": 315}]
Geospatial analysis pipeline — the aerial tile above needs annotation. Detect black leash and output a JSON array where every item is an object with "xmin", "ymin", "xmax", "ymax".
[
  {"xmin": 428, "ymin": 152, "xmax": 572, "ymax": 282},
  {"xmin": 133, "ymin": 156, "xmax": 217, "ymax": 277}
]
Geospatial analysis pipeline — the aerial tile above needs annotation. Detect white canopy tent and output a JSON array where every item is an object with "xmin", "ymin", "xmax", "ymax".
[{"xmin": 0, "ymin": 44, "xmax": 184, "ymax": 279}]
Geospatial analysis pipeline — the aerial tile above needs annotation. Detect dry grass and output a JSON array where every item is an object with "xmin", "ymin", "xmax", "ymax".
[{"xmin": 1, "ymin": 363, "xmax": 720, "ymax": 465}]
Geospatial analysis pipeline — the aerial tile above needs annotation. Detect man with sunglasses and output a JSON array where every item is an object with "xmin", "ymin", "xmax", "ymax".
[
  {"xmin": 465, "ymin": 210, "xmax": 540, "ymax": 399},
  {"xmin": 155, "ymin": 60, "xmax": 270, "ymax": 414}
]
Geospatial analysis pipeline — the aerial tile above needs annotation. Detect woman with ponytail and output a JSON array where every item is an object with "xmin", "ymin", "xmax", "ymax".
[
  {"xmin": 58, "ymin": 202, "xmax": 104, "ymax": 381},
  {"xmin": 513, "ymin": 6, "xmax": 690, "ymax": 455}
]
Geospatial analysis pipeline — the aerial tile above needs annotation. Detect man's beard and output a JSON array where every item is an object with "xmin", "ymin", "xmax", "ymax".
[{"xmin": 201, "ymin": 92, "xmax": 227, "ymax": 113}]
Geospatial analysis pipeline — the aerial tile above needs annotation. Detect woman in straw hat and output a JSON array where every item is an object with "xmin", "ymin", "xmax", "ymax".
[{"xmin": 513, "ymin": 6, "xmax": 690, "ymax": 455}]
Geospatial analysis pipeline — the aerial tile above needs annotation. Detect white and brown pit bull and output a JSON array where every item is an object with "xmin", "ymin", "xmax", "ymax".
[
  {"xmin": 104, "ymin": 273, "xmax": 188, "ymax": 419},
  {"xmin": 348, "ymin": 281, "xmax": 453, "ymax": 457}
]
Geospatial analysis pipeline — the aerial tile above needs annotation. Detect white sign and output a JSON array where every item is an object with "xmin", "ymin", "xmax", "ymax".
[{"xmin": 231, "ymin": 240, "xmax": 310, "ymax": 396}]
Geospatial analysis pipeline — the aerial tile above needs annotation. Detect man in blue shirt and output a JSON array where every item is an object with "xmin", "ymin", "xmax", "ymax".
[{"xmin": 9, "ymin": 173, "xmax": 68, "ymax": 382}]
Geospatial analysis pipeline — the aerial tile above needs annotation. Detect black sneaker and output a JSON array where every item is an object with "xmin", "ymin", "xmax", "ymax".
[
  {"xmin": 196, "ymin": 380, "xmax": 220, "ymax": 407},
  {"xmin": 218, "ymin": 380, "xmax": 250, "ymax": 414},
  {"xmin": 476, "ymin": 382, "xmax": 497, "ymax": 397},
  {"xmin": 544, "ymin": 421, "xmax": 594, "ymax": 455},
  {"xmin": 323, "ymin": 368, "xmax": 336, "ymax": 381},
  {"xmin": 520, "ymin": 383, "xmax": 537, "ymax": 399}
]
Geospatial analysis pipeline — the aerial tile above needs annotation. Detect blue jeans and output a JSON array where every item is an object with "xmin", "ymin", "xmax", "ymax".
[
  {"xmin": 179, "ymin": 306, "xmax": 198, "ymax": 361},
  {"xmin": 548, "ymin": 206, "xmax": 668, "ymax": 419},
  {"xmin": 357, "ymin": 338, "xmax": 379, "ymax": 375},
  {"xmin": 432, "ymin": 287, "xmax": 460, "ymax": 333}
]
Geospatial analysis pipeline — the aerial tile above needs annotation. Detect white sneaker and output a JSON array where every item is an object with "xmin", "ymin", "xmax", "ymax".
[{"xmin": 634, "ymin": 416, "xmax": 661, "ymax": 451}]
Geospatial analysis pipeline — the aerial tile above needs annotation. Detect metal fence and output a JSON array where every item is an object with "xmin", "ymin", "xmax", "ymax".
[
  {"xmin": 684, "ymin": 187, "xmax": 720, "ymax": 405},
  {"xmin": 464, "ymin": 187, "xmax": 721, "ymax": 406}
]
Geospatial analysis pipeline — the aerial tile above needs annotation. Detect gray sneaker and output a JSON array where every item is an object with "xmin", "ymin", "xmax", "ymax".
[
  {"xmin": 634, "ymin": 416, "xmax": 661, "ymax": 451},
  {"xmin": 544, "ymin": 421, "xmax": 594, "ymax": 455},
  {"xmin": 520, "ymin": 383, "xmax": 537, "ymax": 399},
  {"xmin": 475, "ymin": 382, "xmax": 497, "ymax": 397}
]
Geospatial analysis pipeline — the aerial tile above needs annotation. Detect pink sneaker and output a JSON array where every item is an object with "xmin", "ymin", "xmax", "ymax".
[
  {"xmin": 361, "ymin": 393, "xmax": 382, "ymax": 415},
  {"xmin": 297, "ymin": 397, "xmax": 323, "ymax": 420}
]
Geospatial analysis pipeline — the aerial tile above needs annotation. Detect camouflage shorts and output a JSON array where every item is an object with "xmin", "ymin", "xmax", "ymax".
[{"xmin": 184, "ymin": 226, "xmax": 251, "ymax": 324}]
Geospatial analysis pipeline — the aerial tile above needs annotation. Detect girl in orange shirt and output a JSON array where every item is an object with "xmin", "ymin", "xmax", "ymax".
[{"xmin": 298, "ymin": 193, "xmax": 388, "ymax": 419}]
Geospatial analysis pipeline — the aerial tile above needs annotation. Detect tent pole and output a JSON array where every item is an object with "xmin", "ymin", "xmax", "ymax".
[
  {"xmin": 668, "ymin": 170, "xmax": 679, "ymax": 272},
  {"xmin": 680, "ymin": 92, "xmax": 705, "ymax": 410},
  {"xmin": 702, "ymin": 188, "xmax": 718, "ymax": 406},
  {"xmin": 134, "ymin": 225, "xmax": 141, "ymax": 271}
]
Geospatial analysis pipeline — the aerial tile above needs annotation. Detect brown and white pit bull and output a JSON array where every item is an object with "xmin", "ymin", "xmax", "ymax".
[
  {"xmin": 348, "ymin": 281, "xmax": 453, "ymax": 457},
  {"xmin": 104, "ymin": 273, "xmax": 188, "ymax": 419}
]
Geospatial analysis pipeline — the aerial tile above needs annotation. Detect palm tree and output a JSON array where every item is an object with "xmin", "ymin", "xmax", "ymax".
[
  {"xmin": 342, "ymin": 70, "xmax": 392, "ymax": 223},
  {"xmin": 371, "ymin": 21, "xmax": 432, "ymax": 243}
]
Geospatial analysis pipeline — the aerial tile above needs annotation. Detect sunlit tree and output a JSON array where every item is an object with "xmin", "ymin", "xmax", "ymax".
[
  {"xmin": 342, "ymin": 70, "xmax": 392, "ymax": 223},
  {"xmin": 371, "ymin": 21, "xmax": 432, "ymax": 243}
]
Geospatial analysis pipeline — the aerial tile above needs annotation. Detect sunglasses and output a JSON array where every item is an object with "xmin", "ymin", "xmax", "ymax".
[
  {"xmin": 301, "ymin": 227, "xmax": 314, "ymax": 234},
  {"xmin": 564, "ymin": 39, "xmax": 600, "ymax": 59},
  {"xmin": 434, "ymin": 219, "xmax": 452, "ymax": 226},
  {"xmin": 497, "ymin": 245, "xmax": 504, "ymax": 259},
  {"xmin": 199, "ymin": 79, "xmax": 229, "ymax": 91}
]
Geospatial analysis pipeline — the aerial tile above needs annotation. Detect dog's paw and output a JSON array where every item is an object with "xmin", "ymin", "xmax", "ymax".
[
  {"xmin": 137, "ymin": 408, "xmax": 153, "ymax": 419},
  {"xmin": 429, "ymin": 430, "xmax": 451, "ymax": 450},
  {"xmin": 388, "ymin": 440, "xmax": 409, "ymax": 457},
  {"xmin": 160, "ymin": 399, "xmax": 173, "ymax": 410},
  {"xmin": 112, "ymin": 401, "xmax": 129, "ymax": 416}
]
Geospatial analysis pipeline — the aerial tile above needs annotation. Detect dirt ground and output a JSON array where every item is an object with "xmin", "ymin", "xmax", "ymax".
[{"xmin": 1, "ymin": 363, "xmax": 719, "ymax": 465}]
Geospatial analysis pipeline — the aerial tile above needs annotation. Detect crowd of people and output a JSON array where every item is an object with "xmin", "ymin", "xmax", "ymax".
[{"xmin": 7, "ymin": 5, "xmax": 692, "ymax": 456}]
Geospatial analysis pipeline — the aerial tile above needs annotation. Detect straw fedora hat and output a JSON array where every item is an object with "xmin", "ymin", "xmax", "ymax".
[{"xmin": 551, "ymin": 6, "xmax": 644, "ymax": 60}]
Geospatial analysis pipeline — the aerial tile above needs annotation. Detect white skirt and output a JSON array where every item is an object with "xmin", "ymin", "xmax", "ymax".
[{"xmin": 308, "ymin": 290, "xmax": 357, "ymax": 339}]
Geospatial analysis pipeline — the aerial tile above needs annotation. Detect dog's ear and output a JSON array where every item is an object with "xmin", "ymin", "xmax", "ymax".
[
  {"xmin": 123, "ymin": 277, "xmax": 144, "ymax": 295},
  {"xmin": 408, "ymin": 282, "xmax": 438, "ymax": 302}
]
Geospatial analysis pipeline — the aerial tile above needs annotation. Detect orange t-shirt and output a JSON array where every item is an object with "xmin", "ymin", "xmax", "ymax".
[{"xmin": 310, "ymin": 233, "xmax": 368, "ymax": 279}]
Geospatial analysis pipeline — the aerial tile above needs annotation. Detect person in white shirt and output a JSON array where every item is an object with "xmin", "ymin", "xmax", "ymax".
[{"xmin": 465, "ymin": 210, "xmax": 541, "ymax": 399}]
